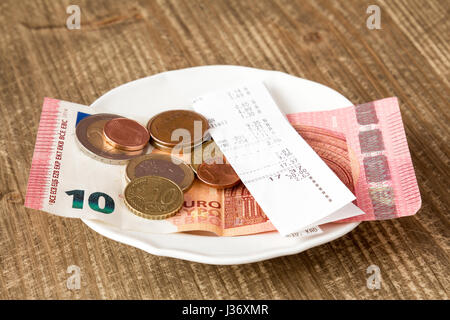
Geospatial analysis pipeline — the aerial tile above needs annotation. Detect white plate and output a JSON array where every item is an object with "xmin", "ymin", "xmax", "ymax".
[{"xmin": 83, "ymin": 65, "xmax": 360, "ymax": 265}]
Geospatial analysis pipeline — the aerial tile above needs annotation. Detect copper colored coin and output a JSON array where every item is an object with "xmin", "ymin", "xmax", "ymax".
[
  {"xmin": 103, "ymin": 118, "xmax": 149, "ymax": 151},
  {"xmin": 147, "ymin": 110, "xmax": 209, "ymax": 148},
  {"xmin": 75, "ymin": 114, "xmax": 145, "ymax": 164},
  {"xmin": 150, "ymin": 137, "xmax": 203, "ymax": 154},
  {"xmin": 126, "ymin": 153, "xmax": 194, "ymax": 191},
  {"xmin": 149, "ymin": 139, "xmax": 176, "ymax": 152},
  {"xmin": 190, "ymin": 140, "xmax": 223, "ymax": 174},
  {"xmin": 196, "ymin": 159, "xmax": 241, "ymax": 189}
]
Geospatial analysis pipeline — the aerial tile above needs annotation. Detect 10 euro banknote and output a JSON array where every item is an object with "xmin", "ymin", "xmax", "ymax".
[{"xmin": 24, "ymin": 97, "xmax": 420, "ymax": 236}]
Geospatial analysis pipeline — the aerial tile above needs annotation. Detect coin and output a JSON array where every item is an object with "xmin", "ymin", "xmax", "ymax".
[
  {"xmin": 124, "ymin": 176, "xmax": 184, "ymax": 220},
  {"xmin": 149, "ymin": 139, "xmax": 178, "ymax": 152},
  {"xmin": 126, "ymin": 153, "xmax": 194, "ymax": 191},
  {"xmin": 190, "ymin": 140, "xmax": 224, "ymax": 174},
  {"xmin": 76, "ymin": 114, "xmax": 146, "ymax": 164},
  {"xmin": 147, "ymin": 110, "xmax": 209, "ymax": 148},
  {"xmin": 150, "ymin": 137, "xmax": 204, "ymax": 153},
  {"xmin": 196, "ymin": 159, "xmax": 241, "ymax": 189},
  {"xmin": 103, "ymin": 118, "xmax": 150, "ymax": 151}
]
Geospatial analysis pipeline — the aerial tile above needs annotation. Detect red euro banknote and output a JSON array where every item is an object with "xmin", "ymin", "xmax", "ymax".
[{"xmin": 287, "ymin": 97, "xmax": 421, "ymax": 222}]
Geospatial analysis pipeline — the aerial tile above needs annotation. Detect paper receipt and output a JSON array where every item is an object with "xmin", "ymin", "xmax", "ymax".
[{"xmin": 193, "ymin": 82, "xmax": 364, "ymax": 235}]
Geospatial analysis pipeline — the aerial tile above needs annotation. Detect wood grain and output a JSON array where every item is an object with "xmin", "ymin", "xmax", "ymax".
[{"xmin": 0, "ymin": 0, "xmax": 448, "ymax": 299}]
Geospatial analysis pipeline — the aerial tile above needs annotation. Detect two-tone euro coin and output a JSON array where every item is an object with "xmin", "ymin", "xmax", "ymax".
[
  {"xmin": 75, "ymin": 113, "xmax": 146, "ymax": 165},
  {"xmin": 125, "ymin": 153, "xmax": 194, "ymax": 191}
]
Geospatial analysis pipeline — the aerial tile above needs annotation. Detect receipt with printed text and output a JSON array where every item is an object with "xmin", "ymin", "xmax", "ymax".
[{"xmin": 193, "ymin": 82, "xmax": 364, "ymax": 235}]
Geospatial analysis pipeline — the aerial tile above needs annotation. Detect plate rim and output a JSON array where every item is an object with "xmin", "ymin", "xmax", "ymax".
[{"xmin": 83, "ymin": 219, "xmax": 359, "ymax": 265}]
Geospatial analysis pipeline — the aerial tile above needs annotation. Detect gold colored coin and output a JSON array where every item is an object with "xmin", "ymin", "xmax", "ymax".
[
  {"xmin": 125, "ymin": 153, "xmax": 194, "ymax": 192},
  {"xmin": 190, "ymin": 140, "xmax": 224, "ymax": 174},
  {"xmin": 124, "ymin": 176, "xmax": 184, "ymax": 220}
]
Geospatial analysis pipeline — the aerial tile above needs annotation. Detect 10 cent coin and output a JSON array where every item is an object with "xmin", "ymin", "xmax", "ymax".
[{"xmin": 124, "ymin": 176, "xmax": 184, "ymax": 220}]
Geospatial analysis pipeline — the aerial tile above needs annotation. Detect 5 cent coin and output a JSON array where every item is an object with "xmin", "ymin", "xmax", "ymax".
[
  {"xmin": 103, "ymin": 118, "xmax": 150, "ymax": 151},
  {"xmin": 196, "ymin": 159, "xmax": 241, "ymax": 189},
  {"xmin": 190, "ymin": 140, "xmax": 224, "ymax": 174}
]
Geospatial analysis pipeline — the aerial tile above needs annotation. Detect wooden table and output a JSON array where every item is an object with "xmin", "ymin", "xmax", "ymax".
[{"xmin": 0, "ymin": 0, "xmax": 448, "ymax": 299}]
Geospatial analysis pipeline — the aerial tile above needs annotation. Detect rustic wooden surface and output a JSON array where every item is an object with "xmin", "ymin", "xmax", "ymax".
[{"xmin": 0, "ymin": 0, "xmax": 448, "ymax": 299}]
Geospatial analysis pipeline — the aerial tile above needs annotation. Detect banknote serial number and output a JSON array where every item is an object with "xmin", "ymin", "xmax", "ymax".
[{"xmin": 182, "ymin": 303, "xmax": 269, "ymax": 317}]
